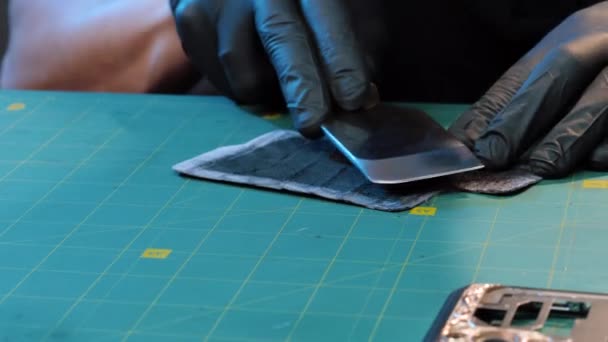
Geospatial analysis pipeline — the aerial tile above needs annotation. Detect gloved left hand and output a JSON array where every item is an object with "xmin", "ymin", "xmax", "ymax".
[
  {"xmin": 170, "ymin": 0, "xmax": 385, "ymax": 138},
  {"xmin": 449, "ymin": 2, "xmax": 608, "ymax": 178}
]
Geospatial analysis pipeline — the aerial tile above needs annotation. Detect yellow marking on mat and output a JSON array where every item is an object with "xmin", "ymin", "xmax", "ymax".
[
  {"xmin": 141, "ymin": 248, "xmax": 172, "ymax": 259},
  {"xmin": 582, "ymin": 180, "xmax": 608, "ymax": 189},
  {"xmin": 262, "ymin": 113, "xmax": 283, "ymax": 120},
  {"xmin": 6, "ymin": 103, "xmax": 25, "ymax": 111},
  {"xmin": 410, "ymin": 206, "xmax": 437, "ymax": 216}
]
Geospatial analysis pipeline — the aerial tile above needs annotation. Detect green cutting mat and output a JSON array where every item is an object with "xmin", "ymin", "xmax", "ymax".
[{"xmin": 1, "ymin": 89, "xmax": 608, "ymax": 341}]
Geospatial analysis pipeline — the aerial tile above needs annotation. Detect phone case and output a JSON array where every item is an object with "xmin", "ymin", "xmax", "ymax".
[{"xmin": 423, "ymin": 283, "xmax": 608, "ymax": 341}]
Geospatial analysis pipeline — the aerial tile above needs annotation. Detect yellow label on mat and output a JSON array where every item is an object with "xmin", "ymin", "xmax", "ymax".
[
  {"xmin": 7, "ymin": 103, "xmax": 25, "ymax": 111},
  {"xmin": 141, "ymin": 248, "xmax": 172, "ymax": 259},
  {"xmin": 410, "ymin": 207, "xmax": 437, "ymax": 216},
  {"xmin": 262, "ymin": 113, "xmax": 283, "ymax": 120},
  {"xmin": 582, "ymin": 180, "xmax": 608, "ymax": 189}
]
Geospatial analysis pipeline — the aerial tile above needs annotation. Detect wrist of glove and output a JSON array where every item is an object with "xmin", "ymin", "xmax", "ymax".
[
  {"xmin": 171, "ymin": 0, "xmax": 386, "ymax": 138},
  {"xmin": 450, "ymin": 2, "xmax": 608, "ymax": 178}
]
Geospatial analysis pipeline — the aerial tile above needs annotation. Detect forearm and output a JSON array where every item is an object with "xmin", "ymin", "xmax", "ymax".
[{"xmin": 0, "ymin": 0, "xmax": 196, "ymax": 92}]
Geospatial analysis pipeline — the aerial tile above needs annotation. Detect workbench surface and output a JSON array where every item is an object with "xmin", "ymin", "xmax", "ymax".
[{"xmin": 0, "ymin": 90, "xmax": 606, "ymax": 341}]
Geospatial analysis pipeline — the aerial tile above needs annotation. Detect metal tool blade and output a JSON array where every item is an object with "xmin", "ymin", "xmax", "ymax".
[{"xmin": 321, "ymin": 103, "xmax": 484, "ymax": 184}]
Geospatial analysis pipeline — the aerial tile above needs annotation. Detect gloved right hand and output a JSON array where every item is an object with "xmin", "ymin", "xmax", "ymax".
[
  {"xmin": 170, "ymin": 0, "xmax": 385, "ymax": 138},
  {"xmin": 449, "ymin": 2, "xmax": 608, "ymax": 178}
]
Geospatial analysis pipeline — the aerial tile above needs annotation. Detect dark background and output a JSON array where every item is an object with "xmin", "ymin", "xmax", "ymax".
[{"xmin": 0, "ymin": 0, "xmax": 7, "ymax": 60}]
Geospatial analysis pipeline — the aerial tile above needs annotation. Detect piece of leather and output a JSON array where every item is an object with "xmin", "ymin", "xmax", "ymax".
[
  {"xmin": 450, "ymin": 168, "xmax": 542, "ymax": 194},
  {"xmin": 173, "ymin": 130, "xmax": 542, "ymax": 211}
]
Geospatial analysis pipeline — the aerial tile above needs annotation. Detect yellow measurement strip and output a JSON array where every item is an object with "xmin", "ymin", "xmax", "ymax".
[
  {"xmin": 7, "ymin": 103, "xmax": 26, "ymax": 111},
  {"xmin": 582, "ymin": 179, "xmax": 608, "ymax": 189},
  {"xmin": 410, "ymin": 206, "xmax": 437, "ymax": 216},
  {"xmin": 141, "ymin": 248, "xmax": 172, "ymax": 259},
  {"xmin": 262, "ymin": 113, "xmax": 283, "ymax": 120}
]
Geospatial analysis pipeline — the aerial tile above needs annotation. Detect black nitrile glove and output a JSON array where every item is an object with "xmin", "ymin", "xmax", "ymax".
[
  {"xmin": 171, "ymin": 0, "xmax": 385, "ymax": 138},
  {"xmin": 449, "ymin": 2, "xmax": 608, "ymax": 178}
]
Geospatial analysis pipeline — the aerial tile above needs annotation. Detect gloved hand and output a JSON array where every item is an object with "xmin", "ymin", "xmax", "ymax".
[
  {"xmin": 449, "ymin": 2, "xmax": 608, "ymax": 178},
  {"xmin": 170, "ymin": 0, "xmax": 385, "ymax": 138}
]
